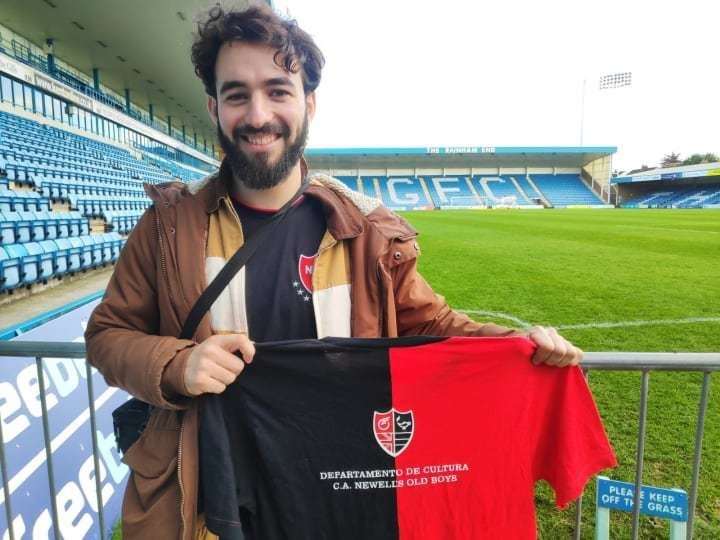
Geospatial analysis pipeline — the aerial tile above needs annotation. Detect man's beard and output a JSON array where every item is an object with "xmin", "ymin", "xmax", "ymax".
[{"xmin": 217, "ymin": 113, "xmax": 308, "ymax": 191}]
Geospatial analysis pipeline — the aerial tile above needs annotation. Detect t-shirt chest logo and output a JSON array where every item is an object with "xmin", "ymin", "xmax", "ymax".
[
  {"xmin": 373, "ymin": 409, "xmax": 414, "ymax": 457},
  {"xmin": 292, "ymin": 254, "xmax": 317, "ymax": 302},
  {"xmin": 297, "ymin": 253, "xmax": 317, "ymax": 293}
]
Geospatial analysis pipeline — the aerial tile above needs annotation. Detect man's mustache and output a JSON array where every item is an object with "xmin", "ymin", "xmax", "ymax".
[{"xmin": 232, "ymin": 122, "xmax": 290, "ymax": 141}]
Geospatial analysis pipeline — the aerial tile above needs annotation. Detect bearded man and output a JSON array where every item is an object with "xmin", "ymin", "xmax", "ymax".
[{"xmin": 85, "ymin": 4, "xmax": 582, "ymax": 539}]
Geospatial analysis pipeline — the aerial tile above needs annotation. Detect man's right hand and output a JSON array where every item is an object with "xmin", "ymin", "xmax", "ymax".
[{"xmin": 184, "ymin": 334, "xmax": 255, "ymax": 396}]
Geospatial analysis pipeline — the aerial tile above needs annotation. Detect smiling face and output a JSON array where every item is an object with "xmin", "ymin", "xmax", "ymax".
[{"xmin": 208, "ymin": 41, "xmax": 316, "ymax": 190}]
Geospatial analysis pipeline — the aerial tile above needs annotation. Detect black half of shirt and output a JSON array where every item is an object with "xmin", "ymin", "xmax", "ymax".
[{"xmin": 198, "ymin": 338, "xmax": 438, "ymax": 540}]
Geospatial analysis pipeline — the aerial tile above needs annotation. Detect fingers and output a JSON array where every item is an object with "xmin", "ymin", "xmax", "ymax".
[
  {"xmin": 198, "ymin": 376, "xmax": 227, "ymax": 395},
  {"xmin": 205, "ymin": 359, "xmax": 243, "ymax": 386},
  {"xmin": 184, "ymin": 333, "xmax": 255, "ymax": 396},
  {"xmin": 205, "ymin": 343, "xmax": 246, "ymax": 376},
  {"xmin": 529, "ymin": 326, "xmax": 583, "ymax": 368},
  {"xmin": 209, "ymin": 333, "xmax": 256, "ymax": 364},
  {"xmin": 529, "ymin": 326, "xmax": 554, "ymax": 365}
]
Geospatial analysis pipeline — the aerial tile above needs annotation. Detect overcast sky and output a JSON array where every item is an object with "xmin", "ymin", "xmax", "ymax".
[{"xmin": 278, "ymin": 0, "xmax": 719, "ymax": 171}]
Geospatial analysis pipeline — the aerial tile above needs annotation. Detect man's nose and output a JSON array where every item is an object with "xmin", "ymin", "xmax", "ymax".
[{"xmin": 245, "ymin": 95, "xmax": 273, "ymax": 128}]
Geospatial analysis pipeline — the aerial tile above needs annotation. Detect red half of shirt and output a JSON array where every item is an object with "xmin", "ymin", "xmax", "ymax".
[{"xmin": 391, "ymin": 336, "xmax": 617, "ymax": 539}]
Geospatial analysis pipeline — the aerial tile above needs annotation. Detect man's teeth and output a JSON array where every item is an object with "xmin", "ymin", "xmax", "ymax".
[{"xmin": 245, "ymin": 134, "xmax": 278, "ymax": 145}]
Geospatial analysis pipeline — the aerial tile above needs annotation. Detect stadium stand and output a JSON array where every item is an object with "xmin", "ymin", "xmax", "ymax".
[
  {"xmin": 0, "ymin": 106, "xmax": 216, "ymax": 295},
  {"xmin": 324, "ymin": 172, "xmax": 612, "ymax": 209},
  {"xmin": 621, "ymin": 185, "xmax": 720, "ymax": 208},
  {"xmin": 529, "ymin": 174, "xmax": 605, "ymax": 206},
  {"xmin": 335, "ymin": 176, "xmax": 360, "ymax": 192},
  {"xmin": 614, "ymin": 162, "xmax": 720, "ymax": 208},
  {"xmin": 378, "ymin": 177, "xmax": 434, "ymax": 210},
  {"xmin": 514, "ymin": 176, "xmax": 544, "ymax": 202},
  {"xmin": 360, "ymin": 176, "xmax": 381, "ymax": 199},
  {"xmin": 471, "ymin": 176, "xmax": 532, "ymax": 206},
  {"xmin": 0, "ymin": 24, "xmax": 218, "ymax": 160},
  {"xmin": 424, "ymin": 176, "xmax": 480, "ymax": 208}
]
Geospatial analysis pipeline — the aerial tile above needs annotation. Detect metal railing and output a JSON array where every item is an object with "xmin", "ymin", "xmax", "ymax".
[
  {"xmin": 578, "ymin": 352, "xmax": 719, "ymax": 540},
  {"xmin": 0, "ymin": 342, "xmax": 717, "ymax": 540}
]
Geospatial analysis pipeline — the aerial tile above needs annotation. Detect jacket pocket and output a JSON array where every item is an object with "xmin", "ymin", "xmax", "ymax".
[{"xmin": 122, "ymin": 408, "xmax": 181, "ymax": 512}]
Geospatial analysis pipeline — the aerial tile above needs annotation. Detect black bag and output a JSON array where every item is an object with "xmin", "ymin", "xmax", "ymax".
[
  {"xmin": 111, "ymin": 182, "xmax": 308, "ymax": 454},
  {"xmin": 112, "ymin": 399, "xmax": 152, "ymax": 454}
]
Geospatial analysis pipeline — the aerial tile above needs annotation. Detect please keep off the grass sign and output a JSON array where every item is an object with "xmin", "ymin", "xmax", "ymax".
[{"xmin": 596, "ymin": 476, "xmax": 688, "ymax": 539}]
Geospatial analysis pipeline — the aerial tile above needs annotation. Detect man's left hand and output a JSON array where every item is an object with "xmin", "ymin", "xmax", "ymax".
[{"xmin": 526, "ymin": 326, "xmax": 583, "ymax": 367}]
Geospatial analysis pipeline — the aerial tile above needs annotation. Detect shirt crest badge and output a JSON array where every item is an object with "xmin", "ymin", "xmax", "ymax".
[{"xmin": 373, "ymin": 409, "xmax": 414, "ymax": 457}]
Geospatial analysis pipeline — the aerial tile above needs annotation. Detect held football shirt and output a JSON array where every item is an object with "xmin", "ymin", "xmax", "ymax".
[{"xmin": 200, "ymin": 336, "xmax": 617, "ymax": 539}]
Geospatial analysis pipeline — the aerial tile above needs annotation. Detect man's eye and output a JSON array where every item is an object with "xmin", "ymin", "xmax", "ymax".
[
  {"xmin": 226, "ymin": 94, "xmax": 247, "ymax": 102},
  {"xmin": 270, "ymin": 89, "xmax": 289, "ymax": 97}
]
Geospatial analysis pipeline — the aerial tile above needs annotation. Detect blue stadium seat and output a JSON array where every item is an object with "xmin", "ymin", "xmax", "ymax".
[
  {"xmin": 3, "ymin": 244, "xmax": 38, "ymax": 286},
  {"xmin": 53, "ymin": 213, "xmax": 70, "ymax": 238},
  {"xmin": 63, "ymin": 212, "xmax": 81, "ymax": 237},
  {"xmin": 52, "ymin": 239, "xmax": 74, "ymax": 274},
  {"xmin": 25, "ymin": 242, "xmax": 53, "ymax": 281},
  {"xmin": 102, "ymin": 232, "xmax": 124, "ymax": 261},
  {"xmin": 34, "ymin": 211, "xmax": 58, "ymax": 239},
  {"xmin": 0, "ymin": 246, "xmax": 22, "ymax": 291},
  {"xmin": 94, "ymin": 235, "xmax": 113, "ymax": 264},
  {"xmin": 0, "ymin": 188, "xmax": 17, "ymax": 212},
  {"xmin": 18, "ymin": 211, "xmax": 45, "ymax": 241},
  {"xmin": 61, "ymin": 238, "xmax": 83, "ymax": 272},
  {"xmin": 0, "ymin": 211, "xmax": 18, "ymax": 244},
  {"xmin": 5, "ymin": 211, "xmax": 32, "ymax": 243},
  {"xmin": 70, "ymin": 236, "xmax": 93, "ymax": 269},
  {"xmin": 39, "ymin": 240, "xmax": 63, "ymax": 277},
  {"xmin": 82, "ymin": 235, "xmax": 102, "ymax": 267}
]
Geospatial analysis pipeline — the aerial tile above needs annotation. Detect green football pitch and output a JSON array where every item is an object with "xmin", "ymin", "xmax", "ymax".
[{"xmin": 402, "ymin": 208, "xmax": 720, "ymax": 539}]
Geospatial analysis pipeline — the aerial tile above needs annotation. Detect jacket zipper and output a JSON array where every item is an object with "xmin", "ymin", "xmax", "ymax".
[
  {"xmin": 154, "ymin": 208, "xmax": 188, "ymax": 538},
  {"xmin": 377, "ymin": 260, "xmax": 386, "ymax": 335},
  {"xmin": 177, "ymin": 418, "xmax": 187, "ymax": 539},
  {"xmin": 154, "ymin": 209, "xmax": 180, "ymax": 316}
]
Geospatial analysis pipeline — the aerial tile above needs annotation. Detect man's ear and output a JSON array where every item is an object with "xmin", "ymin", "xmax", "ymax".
[
  {"xmin": 305, "ymin": 91, "xmax": 316, "ymax": 121},
  {"xmin": 207, "ymin": 96, "xmax": 218, "ymax": 126}
]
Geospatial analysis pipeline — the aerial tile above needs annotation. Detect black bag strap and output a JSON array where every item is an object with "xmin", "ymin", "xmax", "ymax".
[{"xmin": 179, "ymin": 180, "xmax": 310, "ymax": 341}]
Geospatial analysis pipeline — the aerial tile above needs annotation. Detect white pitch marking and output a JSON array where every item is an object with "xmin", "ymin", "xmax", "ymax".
[
  {"xmin": 613, "ymin": 225, "xmax": 720, "ymax": 235},
  {"xmin": 458, "ymin": 310, "xmax": 532, "ymax": 328},
  {"xmin": 0, "ymin": 386, "xmax": 119, "ymax": 506},
  {"xmin": 459, "ymin": 310, "xmax": 720, "ymax": 331},
  {"xmin": 556, "ymin": 317, "xmax": 720, "ymax": 330}
]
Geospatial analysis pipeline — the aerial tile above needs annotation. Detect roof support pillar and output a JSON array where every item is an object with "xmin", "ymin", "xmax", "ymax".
[
  {"xmin": 148, "ymin": 104, "xmax": 154, "ymax": 122},
  {"xmin": 92, "ymin": 68, "xmax": 101, "ymax": 92},
  {"xmin": 45, "ymin": 39, "xmax": 56, "ymax": 75},
  {"xmin": 124, "ymin": 89, "xmax": 131, "ymax": 114}
]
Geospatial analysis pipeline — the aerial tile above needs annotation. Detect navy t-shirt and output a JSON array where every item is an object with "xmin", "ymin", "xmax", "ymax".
[{"xmin": 232, "ymin": 195, "xmax": 326, "ymax": 342}]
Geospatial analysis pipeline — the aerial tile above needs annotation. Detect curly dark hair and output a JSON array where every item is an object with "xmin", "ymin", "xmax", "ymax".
[{"xmin": 191, "ymin": 3, "xmax": 325, "ymax": 97}]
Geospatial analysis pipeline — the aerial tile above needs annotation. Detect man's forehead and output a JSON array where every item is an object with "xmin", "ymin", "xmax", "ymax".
[{"xmin": 215, "ymin": 41, "xmax": 302, "ymax": 88}]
